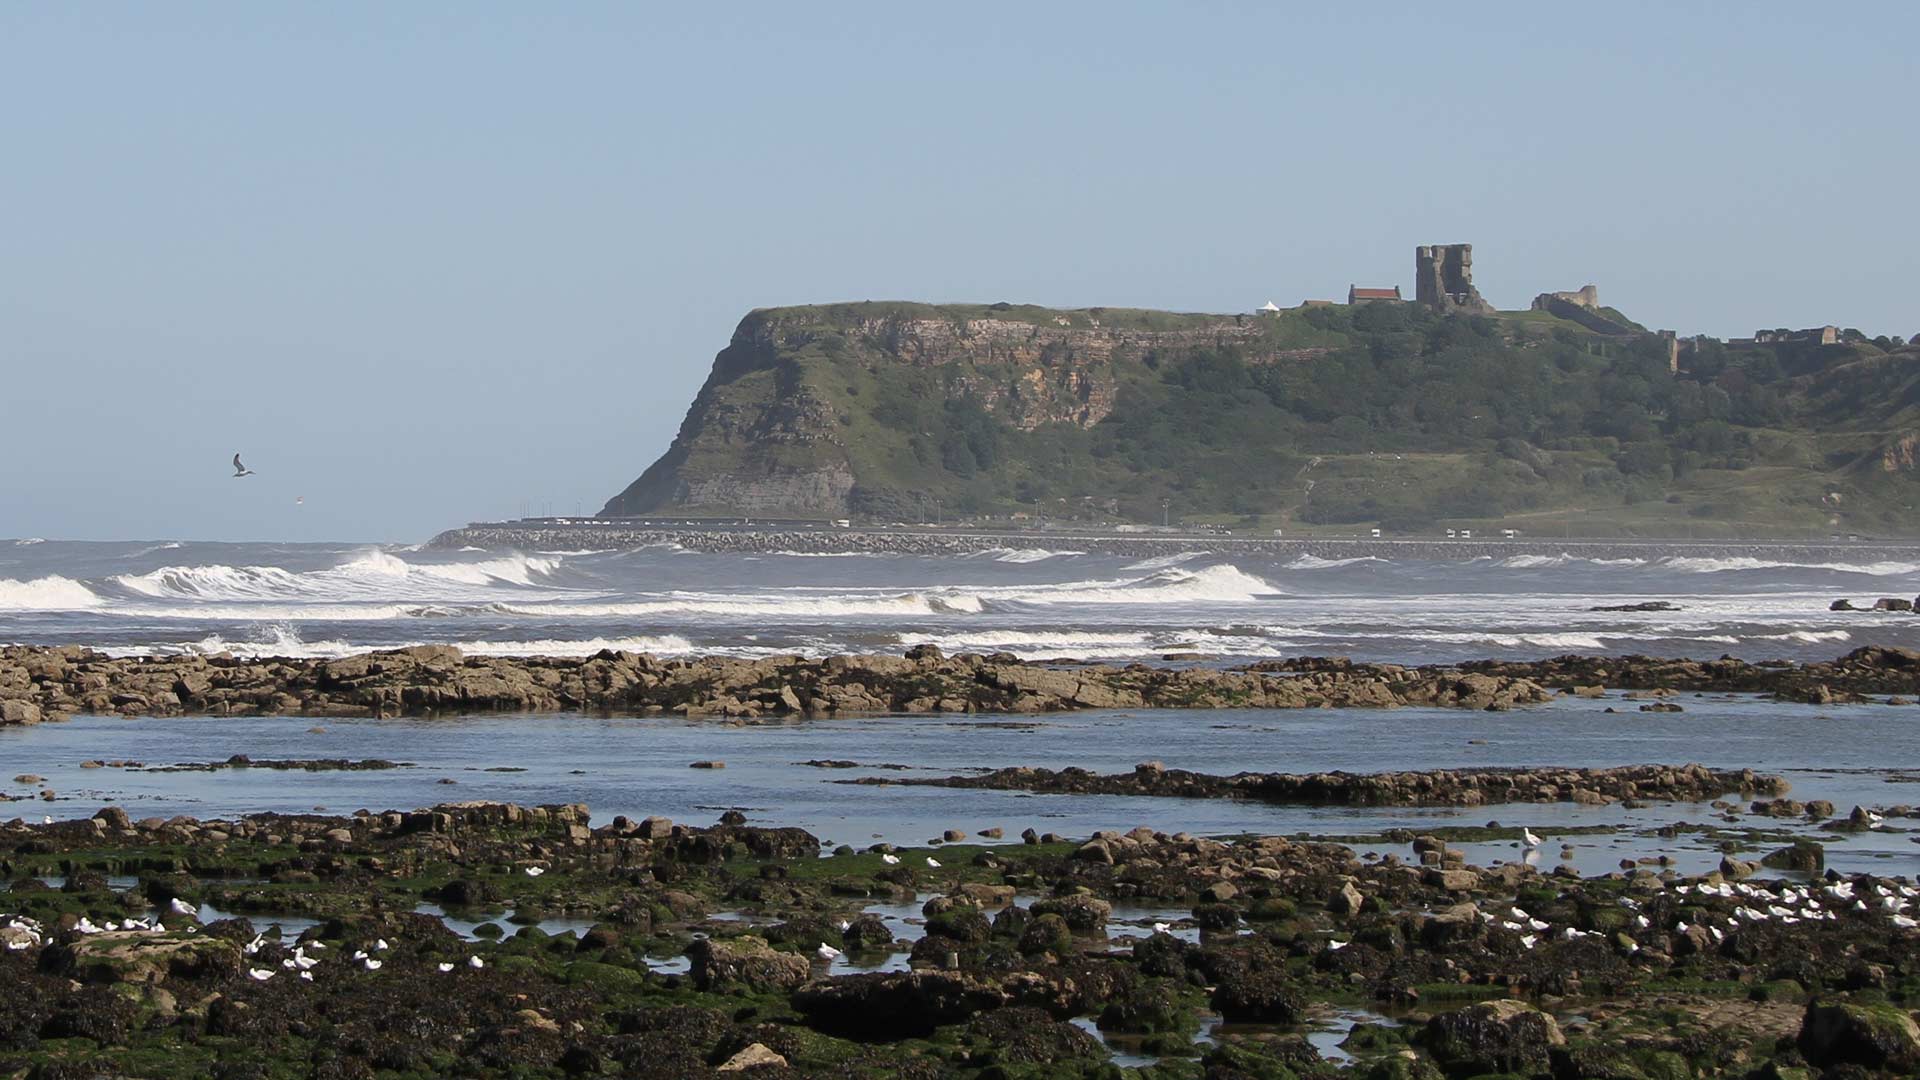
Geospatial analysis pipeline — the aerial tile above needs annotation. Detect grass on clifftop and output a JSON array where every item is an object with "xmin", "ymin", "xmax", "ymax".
[{"xmin": 609, "ymin": 298, "xmax": 1920, "ymax": 535}]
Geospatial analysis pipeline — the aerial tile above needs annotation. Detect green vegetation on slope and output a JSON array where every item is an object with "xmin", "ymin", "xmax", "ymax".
[{"xmin": 603, "ymin": 299, "xmax": 1920, "ymax": 535}]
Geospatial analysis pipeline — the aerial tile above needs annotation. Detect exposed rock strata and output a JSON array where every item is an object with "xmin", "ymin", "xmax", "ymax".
[
  {"xmin": 5, "ymin": 644, "xmax": 1920, "ymax": 723},
  {"xmin": 846, "ymin": 762, "xmax": 1787, "ymax": 807},
  {"xmin": 0, "ymin": 643, "xmax": 1551, "ymax": 721}
]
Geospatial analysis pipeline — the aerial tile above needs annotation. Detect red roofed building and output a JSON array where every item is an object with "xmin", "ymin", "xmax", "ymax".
[{"xmin": 1347, "ymin": 285, "xmax": 1402, "ymax": 305}]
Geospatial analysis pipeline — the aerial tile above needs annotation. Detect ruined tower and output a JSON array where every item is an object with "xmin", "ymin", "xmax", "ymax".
[{"xmin": 1414, "ymin": 244, "xmax": 1494, "ymax": 314}]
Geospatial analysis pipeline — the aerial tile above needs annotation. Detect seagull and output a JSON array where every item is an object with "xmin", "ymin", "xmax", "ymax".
[
  {"xmin": 248, "ymin": 968, "xmax": 275, "ymax": 981},
  {"xmin": 362, "ymin": 957, "xmax": 381, "ymax": 971},
  {"xmin": 1151, "ymin": 922, "xmax": 1171, "ymax": 934},
  {"xmin": 880, "ymin": 853, "xmax": 900, "ymax": 865},
  {"xmin": 467, "ymin": 955, "xmax": 485, "ymax": 969},
  {"xmin": 1521, "ymin": 828, "xmax": 1542, "ymax": 848},
  {"xmin": 836, "ymin": 920, "xmax": 851, "ymax": 932},
  {"xmin": 168, "ymin": 898, "xmax": 197, "ymax": 918},
  {"xmin": 232, "ymin": 453, "xmax": 255, "ymax": 478},
  {"xmin": 925, "ymin": 857, "xmax": 941, "ymax": 868},
  {"xmin": 1893, "ymin": 914, "xmax": 1917, "ymax": 929},
  {"xmin": 524, "ymin": 866, "xmax": 546, "ymax": 877},
  {"xmin": 40, "ymin": 816, "xmax": 52, "ymax": 826},
  {"xmin": 299, "ymin": 970, "xmax": 313, "ymax": 981},
  {"xmin": 374, "ymin": 939, "xmax": 389, "ymax": 951},
  {"xmin": 1520, "ymin": 934, "xmax": 1538, "ymax": 950},
  {"xmin": 438, "ymin": 962, "xmax": 455, "ymax": 973},
  {"xmin": 816, "ymin": 942, "xmax": 842, "ymax": 960},
  {"xmin": 1326, "ymin": 939, "xmax": 1349, "ymax": 950}
]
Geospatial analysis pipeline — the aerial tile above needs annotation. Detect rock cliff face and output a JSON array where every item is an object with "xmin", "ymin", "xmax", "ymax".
[{"xmin": 600, "ymin": 303, "xmax": 1265, "ymax": 517}]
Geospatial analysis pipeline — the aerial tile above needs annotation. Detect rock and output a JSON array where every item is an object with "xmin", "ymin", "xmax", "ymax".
[
  {"xmin": 792, "ymin": 971, "xmax": 1021, "ymax": 1039},
  {"xmin": 715, "ymin": 1043, "xmax": 788, "ymax": 1072},
  {"xmin": 1199, "ymin": 880, "xmax": 1239, "ymax": 903},
  {"xmin": 1872, "ymin": 597, "xmax": 1915, "ymax": 612},
  {"xmin": 92, "ymin": 806, "xmax": 131, "ymax": 831},
  {"xmin": 1329, "ymin": 880, "xmax": 1365, "ymax": 917},
  {"xmin": 1797, "ymin": 1001, "xmax": 1920, "ymax": 1070},
  {"xmin": 1, "ymin": 700, "xmax": 42, "ymax": 725},
  {"xmin": 688, "ymin": 760, "xmax": 725, "ymax": 770},
  {"xmin": 1030, "ymin": 894, "xmax": 1110, "ymax": 932},
  {"xmin": 1424, "ymin": 868, "xmax": 1479, "ymax": 892},
  {"xmin": 1761, "ymin": 841, "xmax": 1824, "ymax": 872},
  {"xmin": 1423, "ymin": 999, "xmax": 1566, "ymax": 1077},
  {"xmin": 1205, "ymin": 947, "xmax": 1304, "ymax": 1021},
  {"xmin": 45, "ymin": 931, "xmax": 241, "ymax": 985},
  {"xmin": 1830, "ymin": 599, "xmax": 1857, "ymax": 611},
  {"xmin": 686, "ymin": 936, "xmax": 809, "ymax": 993}
]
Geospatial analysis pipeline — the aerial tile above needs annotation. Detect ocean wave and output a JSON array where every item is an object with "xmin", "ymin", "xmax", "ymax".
[
  {"xmin": 983, "ymin": 564, "xmax": 1280, "ymax": 606},
  {"xmin": 1755, "ymin": 629, "xmax": 1852, "ymax": 643},
  {"xmin": 0, "ymin": 575, "xmax": 101, "ymax": 610},
  {"xmin": 1495, "ymin": 553, "xmax": 1648, "ymax": 569},
  {"xmin": 110, "ymin": 550, "xmax": 567, "ymax": 602},
  {"xmin": 1657, "ymin": 556, "xmax": 1920, "ymax": 576},
  {"xmin": 1283, "ymin": 554, "xmax": 1387, "ymax": 570},
  {"xmin": 1122, "ymin": 552, "xmax": 1208, "ymax": 571},
  {"xmin": 888, "ymin": 627, "xmax": 1281, "ymax": 660},
  {"xmin": 970, "ymin": 547, "xmax": 1086, "ymax": 564}
]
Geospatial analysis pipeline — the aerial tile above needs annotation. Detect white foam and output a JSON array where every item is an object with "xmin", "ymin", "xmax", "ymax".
[
  {"xmin": 111, "ymin": 551, "xmax": 568, "ymax": 603},
  {"xmin": 1756, "ymin": 629, "xmax": 1852, "ymax": 644},
  {"xmin": 1284, "ymin": 554, "xmax": 1386, "ymax": 570},
  {"xmin": 1121, "ymin": 552, "xmax": 1207, "ymax": 571},
  {"xmin": 1659, "ymin": 556, "xmax": 1920, "ymax": 576},
  {"xmin": 0, "ymin": 575, "xmax": 101, "ymax": 610},
  {"xmin": 972, "ymin": 547, "xmax": 1086, "ymax": 564}
]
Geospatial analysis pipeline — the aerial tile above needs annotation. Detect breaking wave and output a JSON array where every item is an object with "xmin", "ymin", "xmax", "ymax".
[
  {"xmin": 1657, "ymin": 556, "xmax": 1920, "ymax": 576},
  {"xmin": 0, "ymin": 575, "xmax": 101, "ymax": 610},
  {"xmin": 111, "ymin": 551, "xmax": 566, "ymax": 602}
]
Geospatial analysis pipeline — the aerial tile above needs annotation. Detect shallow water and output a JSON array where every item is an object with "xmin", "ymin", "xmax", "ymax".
[{"xmin": 5, "ymin": 695, "xmax": 1917, "ymax": 877}]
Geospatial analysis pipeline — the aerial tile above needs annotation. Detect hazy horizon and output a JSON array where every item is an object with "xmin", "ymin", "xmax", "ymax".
[{"xmin": 5, "ymin": 3, "xmax": 1916, "ymax": 543}]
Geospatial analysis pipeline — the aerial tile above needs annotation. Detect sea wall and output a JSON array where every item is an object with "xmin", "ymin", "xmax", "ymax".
[{"xmin": 429, "ymin": 523, "xmax": 1920, "ymax": 563}]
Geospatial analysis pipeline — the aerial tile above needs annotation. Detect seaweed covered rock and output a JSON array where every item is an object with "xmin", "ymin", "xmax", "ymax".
[
  {"xmin": 1422, "ymin": 999, "xmax": 1565, "ymax": 1078},
  {"xmin": 686, "ymin": 935, "xmax": 809, "ymax": 993},
  {"xmin": 1797, "ymin": 1001, "xmax": 1920, "ymax": 1071},
  {"xmin": 792, "ymin": 971, "xmax": 1019, "ymax": 1039}
]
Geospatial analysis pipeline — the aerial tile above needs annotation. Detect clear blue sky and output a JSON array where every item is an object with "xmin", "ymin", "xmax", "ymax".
[{"xmin": 5, "ymin": 3, "xmax": 1914, "ymax": 542}]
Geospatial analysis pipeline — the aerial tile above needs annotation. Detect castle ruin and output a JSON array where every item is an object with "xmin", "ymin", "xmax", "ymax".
[
  {"xmin": 1414, "ymin": 244, "xmax": 1494, "ymax": 314},
  {"xmin": 1531, "ymin": 284, "xmax": 1599, "ymax": 311}
]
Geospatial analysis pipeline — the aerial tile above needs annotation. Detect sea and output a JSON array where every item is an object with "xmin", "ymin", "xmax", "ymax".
[
  {"xmin": 3, "ymin": 537, "xmax": 1918, "ymax": 664},
  {"xmin": 4, "ymin": 536, "xmax": 1920, "ymax": 882}
]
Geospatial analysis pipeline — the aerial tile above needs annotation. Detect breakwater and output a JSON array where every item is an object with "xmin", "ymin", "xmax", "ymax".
[{"xmin": 429, "ymin": 521, "xmax": 1920, "ymax": 562}]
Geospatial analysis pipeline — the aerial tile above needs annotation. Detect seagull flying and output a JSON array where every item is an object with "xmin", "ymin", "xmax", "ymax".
[{"xmin": 232, "ymin": 453, "xmax": 255, "ymax": 478}]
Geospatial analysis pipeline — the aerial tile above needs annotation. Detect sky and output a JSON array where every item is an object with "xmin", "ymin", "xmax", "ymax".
[{"xmin": 3, "ymin": 3, "xmax": 1915, "ymax": 542}]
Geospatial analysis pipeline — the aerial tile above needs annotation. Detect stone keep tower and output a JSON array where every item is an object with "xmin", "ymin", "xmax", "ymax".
[{"xmin": 1415, "ymin": 244, "xmax": 1494, "ymax": 314}]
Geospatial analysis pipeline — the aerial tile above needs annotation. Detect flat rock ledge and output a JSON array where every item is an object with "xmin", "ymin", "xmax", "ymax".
[
  {"xmin": 845, "ymin": 762, "xmax": 1789, "ymax": 807},
  {"xmin": 2, "ymin": 643, "xmax": 1916, "ymax": 723}
]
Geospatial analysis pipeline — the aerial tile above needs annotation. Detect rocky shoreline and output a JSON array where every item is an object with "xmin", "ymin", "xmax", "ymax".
[
  {"xmin": 3, "ymin": 796, "xmax": 1917, "ymax": 1078},
  {"xmin": 5, "ymin": 644, "xmax": 1920, "ymax": 724},
  {"xmin": 846, "ymin": 763, "xmax": 1791, "ymax": 809}
]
